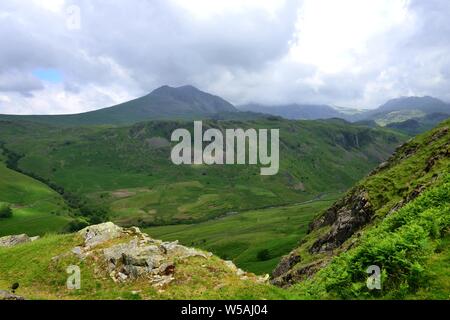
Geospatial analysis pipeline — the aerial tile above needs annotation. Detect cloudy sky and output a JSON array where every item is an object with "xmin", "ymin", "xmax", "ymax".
[{"xmin": 0, "ymin": 0, "xmax": 449, "ymax": 114}]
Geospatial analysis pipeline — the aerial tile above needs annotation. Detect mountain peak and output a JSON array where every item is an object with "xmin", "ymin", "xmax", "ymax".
[
  {"xmin": 150, "ymin": 84, "xmax": 200, "ymax": 96},
  {"xmin": 380, "ymin": 96, "xmax": 447, "ymax": 110}
]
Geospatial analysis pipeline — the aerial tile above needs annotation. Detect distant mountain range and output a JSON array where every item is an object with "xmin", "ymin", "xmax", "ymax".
[
  {"xmin": 0, "ymin": 85, "xmax": 449, "ymax": 133},
  {"xmin": 239, "ymin": 96, "xmax": 450, "ymax": 134},
  {"xmin": 238, "ymin": 103, "xmax": 361, "ymax": 121},
  {"xmin": 357, "ymin": 96, "xmax": 450, "ymax": 124}
]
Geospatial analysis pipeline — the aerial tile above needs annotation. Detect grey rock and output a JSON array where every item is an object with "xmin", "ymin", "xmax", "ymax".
[
  {"xmin": 0, "ymin": 290, "xmax": 25, "ymax": 300},
  {"xmin": 309, "ymin": 188, "xmax": 374, "ymax": 253},
  {"xmin": 78, "ymin": 222, "xmax": 124, "ymax": 247},
  {"xmin": 0, "ymin": 234, "xmax": 31, "ymax": 247},
  {"xmin": 73, "ymin": 222, "xmax": 216, "ymax": 287},
  {"xmin": 162, "ymin": 241, "xmax": 210, "ymax": 259},
  {"xmin": 272, "ymin": 251, "xmax": 301, "ymax": 278}
]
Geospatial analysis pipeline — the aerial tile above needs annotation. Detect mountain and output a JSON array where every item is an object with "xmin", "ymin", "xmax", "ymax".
[
  {"xmin": 238, "ymin": 103, "xmax": 352, "ymax": 120},
  {"xmin": 359, "ymin": 96, "xmax": 450, "ymax": 127},
  {"xmin": 0, "ymin": 85, "xmax": 244, "ymax": 126},
  {"xmin": 272, "ymin": 118, "xmax": 450, "ymax": 299},
  {"xmin": 377, "ymin": 96, "xmax": 450, "ymax": 114},
  {"xmin": 386, "ymin": 112, "xmax": 450, "ymax": 135},
  {"xmin": 0, "ymin": 155, "xmax": 72, "ymax": 237}
]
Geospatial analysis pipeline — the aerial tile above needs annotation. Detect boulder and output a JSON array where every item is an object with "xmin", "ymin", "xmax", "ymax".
[
  {"xmin": 71, "ymin": 222, "xmax": 216, "ymax": 287},
  {"xmin": 0, "ymin": 234, "xmax": 31, "ymax": 247},
  {"xmin": 0, "ymin": 290, "xmax": 24, "ymax": 300},
  {"xmin": 78, "ymin": 222, "xmax": 124, "ymax": 247},
  {"xmin": 161, "ymin": 241, "xmax": 211, "ymax": 259}
]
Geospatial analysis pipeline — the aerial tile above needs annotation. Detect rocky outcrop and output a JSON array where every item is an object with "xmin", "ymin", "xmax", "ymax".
[
  {"xmin": 78, "ymin": 222, "xmax": 123, "ymax": 248},
  {"xmin": 309, "ymin": 188, "xmax": 374, "ymax": 253},
  {"xmin": 0, "ymin": 234, "xmax": 39, "ymax": 248},
  {"xmin": 0, "ymin": 290, "xmax": 24, "ymax": 300},
  {"xmin": 271, "ymin": 260, "xmax": 327, "ymax": 288},
  {"xmin": 272, "ymin": 122, "xmax": 450, "ymax": 288},
  {"xmin": 54, "ymin": 222, "xmax": 259, "ymax": 288},
  {"xmin": 272, "ymin": 187, "xmax": 375, "ymax": 287},
  {"xmin": 272, "ymin": 251, "xmax": 301, "ymax": 279}
]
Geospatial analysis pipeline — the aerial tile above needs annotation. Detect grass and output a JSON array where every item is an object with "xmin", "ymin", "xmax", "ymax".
[
  {"xmin": 0, "ymin": 161, "xmax": 72, "ymax": 236},
  {"xmin": 0, "ymin": 233, "xmax": 291, "ymax": 300}
]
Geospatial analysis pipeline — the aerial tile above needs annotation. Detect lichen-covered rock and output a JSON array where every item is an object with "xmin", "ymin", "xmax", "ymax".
[
  {"xmin": 161, "ymin": 240, "xmax": 212, "ymax": 259},
  {"xmin": 0, "ymin": 234, "xmax": 32, "ymax": 247},
  {"xmin": 78, "ymin": 222, "xmax": 123, "ymax": 247},
  {"xmin": 71, "ymin": 222, "xmax": 213, "ymax": 287},
  {"xmin": 0, "ymin": 290, "xmax": 24, "ymax": 300}
]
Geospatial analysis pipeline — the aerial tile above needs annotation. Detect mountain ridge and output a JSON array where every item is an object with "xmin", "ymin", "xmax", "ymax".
[{"xmin": 0, "ymin": 85, "xmax": 240, "ymax": 126}]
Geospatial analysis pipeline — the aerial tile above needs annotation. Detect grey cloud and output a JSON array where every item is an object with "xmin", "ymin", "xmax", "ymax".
[{"xmin": 0, "ymin": 71, "xmax": 44, "ymax": 96}]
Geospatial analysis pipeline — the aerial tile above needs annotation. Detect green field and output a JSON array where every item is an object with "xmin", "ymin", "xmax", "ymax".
[
  {"xmin": 0, "ymin": 161, "xmax": 71, "ymax": 236},
  {"xmin": 145, "ymin": 196, "xmax": 339, "ymax": 274}
]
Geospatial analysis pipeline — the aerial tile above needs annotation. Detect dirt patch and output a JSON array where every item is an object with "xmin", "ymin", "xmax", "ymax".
[{"xmin": 111, "ymin": 190, "xmax": 137, "ymax": 198}]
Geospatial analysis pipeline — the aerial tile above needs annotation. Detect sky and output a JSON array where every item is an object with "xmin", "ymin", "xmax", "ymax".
[{"xmin": 0, "ymin": 0, "xmax": 450, "ymax": 115}]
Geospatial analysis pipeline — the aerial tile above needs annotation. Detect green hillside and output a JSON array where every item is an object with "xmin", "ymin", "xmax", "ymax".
[
  {"xmin": 0, "ymin": 155, "xmax": 72, "ymax": 237},
  {"xmin": 0, "ymin": 117, "xmax": 403, "ymax": 272},
  {"xmin": 359, "ymin": 96, "xmax": 450, "ymax": 128},
  {"xmin": 386, "ymin": 113, "xmax": 450, "ymax": 135},
  {"xmin": 0, "ymin": 118, "xmax": 403, "ymax": 227},
  {"xmin": 272, "ymin": 118, "xmax": 450, "ymax": 299}
]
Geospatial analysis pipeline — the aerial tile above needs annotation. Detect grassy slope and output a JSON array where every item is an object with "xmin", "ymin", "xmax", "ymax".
[
  {"xmin": 292, "ymin": 175, "xmax": 449, "ymax": 299},
  {"xmin": 0, "ymin": 233, "xmax": 291, "ymax": 300},
  {"xmin": 279, "ymin": 119, "xmax": 450, "ymax": 299},
  {"xmin": 145, "ymin": 196, "xmax": 338, "ymax": 274},
  {"xmin": 0, "ymin": 158, "xmax": 71, "ymax": 236}
]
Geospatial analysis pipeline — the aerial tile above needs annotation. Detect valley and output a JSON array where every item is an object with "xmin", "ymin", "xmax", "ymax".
[{"xmin": 0, "ymin": 114, "xmax": 404, "ymax": 273}]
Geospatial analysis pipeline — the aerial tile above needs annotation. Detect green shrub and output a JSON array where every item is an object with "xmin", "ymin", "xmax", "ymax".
[
  {"xmin": 64, "ymin": 219, "xmax": 89, "ymax": 232},
  {"xmin": 0, "ymin": 202, "xmax": 13, "ymax": 219},
  {"xmin": 256, "ymin": 249, "xmax": 271, "ymax": 261}
]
